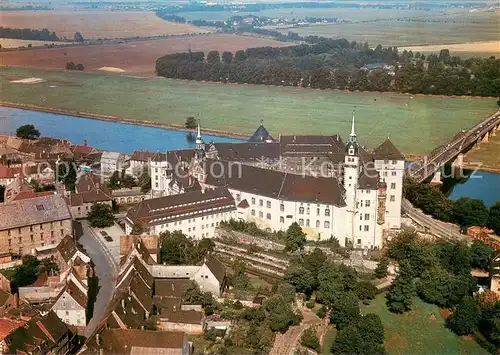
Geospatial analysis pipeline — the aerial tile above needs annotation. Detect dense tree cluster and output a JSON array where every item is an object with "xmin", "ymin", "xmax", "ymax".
[
  {"xmin": 16, "ymin": 124, "xmax": 40, "ymax": 140},
  {"xmin": 156, "ymin": 40, "xmax": 500, "ymax": 96},
  {"xmin": 332, "ymin": 313, "xmax": 385, "ymax": 355},
  {"xmin": 56, "ymin": 159, "xmax": 77, "ymax": 192},
  {"xmin": 405, "ymin": 179, "xmax": 499, "ymax": 230},
  {"xmin": 65, "ymin": 62, "xmax": 84, "ymax": 71},
  {"xmin": 0, "ymin": 27, "xmax": 59, "ymax": 41},
  {"xmin": 386, "ymin": 230, "xmax": 500, "ymax": 349},
  {"xmin": 87, "ymin": 203, "xmax": 115, "ymax": 228},
  {"xmin": 159, "ymin": 231, "xmax": 215, "ymax": 265}
]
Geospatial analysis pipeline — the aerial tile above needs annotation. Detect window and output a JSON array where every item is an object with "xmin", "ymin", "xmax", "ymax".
[
  {"xmin": 357, "ymin": 239, "xmax": 361, "ymax": 245},
  {"xmin": 216, "ymin": 222, "xmax": 219, "ymax": 226},
  {"xmin": 266, "ymin": 213, "xmax": 271, "ymax": 220},
  {"xmin": 324, "ymin": 221, "xmax": 330, "ymax": 228},
  {"xmin": 384, "ymin": 171, "xmax": 388, "ymax": 177},
  {"xmin": 251, "ymin": 209, "xmax": 255, "ymax": 216},
  {"xmin": 8, "ymin": 239, "xmax": 11, "ymax": 246},
  {"xmin": 316, "ymin": 208, "xmax": 320, "ymax": 216},
  {"xmin": 280, "ymin": 204, "xmax": 284, "ymax": 212},
  {"xmin": 316, "ymin": 220, "xmax": 320, "ymax": 228},
  {"xmin": 236, "ymin": 194, "xmax": 240, "ymax": 201},
  {"xmin": 365, "ymin": 200, "xmax": 371, "ymax": 207},
  {"xmin": 390, "ymin": 195, "xmax": 395, "ymax": 202},
  {"xmin": 359, "ymin": 214, "xmax": 363, "ymax": 220},
  {"xmin": 384, "ymin": 160, "xmax": 389, "ymax": 164},
  {"xmin": 306, "ymin": 219, "xmax": 310, "ymax": 227},
  {"xmin": 299, "ymin": 218, "xmax": 304, "ymax": 226},
  {"xmin": 155, "ymin": 182, "xmax": 158, "ymax": 188},
  {"xmin": 188, "ymin": 228, "xmax": 191, "ymax": 232},
  {"xmin": 39, "ymin": 224, "xmax": 43, "ymax": 230},
  {"xmin": 299, "ymin": 207, "xmax": 304, "ymax": 214},
  {"xmin": 306, "ymin": 207, "xmax": 310, "ymax": 215},
  {"xmin": 266, "ymin": 201, "xmax": 271, "ymax": 208},
  {"xmin": 359, "ymin": 225, "xmax": 362, "ymax": 231},
  {"xmin": 392, "ymin": 160, "xmax": 397, "ymax": 165},
  {"xmin": 155, "ymin": 168, "xmax": 158, "ymax": 173},
  {"xmin": 280, "ymin": 216, "xmax": 284, "ymax": 223},
  {"xmin": 30, "ymin": 235, "xmax": 34, "ymax": 242},
  {"xmin": 251, "ymin": 197, "xmax": 255, "ymax": 204},
  {"xmin": 364, "ymin": 225, "xmax": 369, "ymax": 232},
  {"xmin": 392, "ymin": 171, "xmax": 397, "ymax": 176},
  {"xmin": 325, "ymin": 209, "xmax": 330, "ymax": 217},
  {"xmin": 29, "ymin": 226, "xmax": 33, "ymax": 232},
  {"xmin": 259, "ymin": 211, "xmax": 263, "ymax": 218},
  {"xmin": 65, "ymin": 311, "xmax": 69, "ymax": 316},
  {"xmin": 18, "ymin": 237, "xmax": 22, "ymax": 244},
  {"xmin": 259, "ymin": 199, "xmax": 263, "ymax": 207},
  {"xmin": 211, "ymin": 223, "xmax": 214, "ymax": 227},
  {"xmin": 391, "ymin": 183, "xmax": 396, "ymax": 189},
  {"xmin": 202, "ymin": 225, "xmax": 204, "ymax": 229},
  {"xmin": 364, "ymin": 214, "xmax": 370, "ymax": 221},
  {"xmin": 193, "ymin": 227, "xmax": 196, "ymax": 231}
]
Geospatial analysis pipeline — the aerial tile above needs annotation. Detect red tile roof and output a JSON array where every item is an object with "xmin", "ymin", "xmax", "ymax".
[
  {"xmin": 0, "ymin": 165, "xmax": 16, "ymax": 179},
  {"xmin": 0, "ymin": 319, "xmax": 25, "ymax": 341}
]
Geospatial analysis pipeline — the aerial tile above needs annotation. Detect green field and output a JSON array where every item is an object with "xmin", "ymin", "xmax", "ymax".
[
  {"xmin": 362, "ymin": 293, "xmax": 488, "ymax": 355},
  {"xmin": 0, "ymin": 67, "xmax": 497, "ymax": 155},
  {"xmin": 278, "ymin": 10, "xmax": 499, "ymax": 47}
]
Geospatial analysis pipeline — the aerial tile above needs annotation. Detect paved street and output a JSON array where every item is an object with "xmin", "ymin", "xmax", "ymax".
[{"xmin": 77, "ymin": 221, "xmax": 119, "ymax": 338}]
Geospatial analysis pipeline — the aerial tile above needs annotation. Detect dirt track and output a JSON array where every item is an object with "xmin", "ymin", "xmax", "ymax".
[{"xmin": 0, "ymin": 34, "xmax": 293, "ymax": 76}]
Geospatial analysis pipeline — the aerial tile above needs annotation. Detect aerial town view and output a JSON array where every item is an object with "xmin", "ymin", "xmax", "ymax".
[{"xmin": 0, "ymin": 0, "xmax": 499, "ymax": 354}]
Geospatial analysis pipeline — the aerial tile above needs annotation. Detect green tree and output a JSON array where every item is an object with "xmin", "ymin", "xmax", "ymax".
[
  {"xmin": 206, "ymin": 50, "xmax": 220, "ymax": 64},
  {"xmin": 386, "ymin": 262, "xmax": 416, "ymax": 313},
  {"xmin": 65, "ymin": 61, "xmax": 76, "ymax": 70},
  {"xmin": 374, "ymin": 256, "xmax": 390, "ymax": 278},
  {"xmin": 284, "ymin": 222, "xmax": 306, "ymax": 252},
  {"xmin": 74, "ymin": 31, "xmax": 84, "ymax": 42},
  {"xmin": 275, "ymin": 282, "xmax": 296, "ymax": 304},
  {"xmin": 470, "ymin": 240, "xmax": 493, "ymax": 270},
  {"xmin": 300, "ymin": 327, "xmax": 320, "ymax": 352},
  {"xmin": 452, "ymin": 197, "xmax": 489, "ymax": 227},
  {"xmin": 130, "ymin": 223, "xmax": 143, "ymax": 235},
  {"xmin": 138, "ymin": 170, "xmax": 151, "ymax": 193},
  {"xmin": 358, "ymin": 313, "xmax": 385, "ymax": 346},
  {"xmin": 221, "ymin": 51, "xmax": 233, "ymax": 64},
  {"xmin": 230, "ymin": 258, "xmax": 250, "ymax": 289},
  {"xmin": 284, "ymin": 265, "xmax": 316, "ymax": 296},
  {"xmin": 234, "ymin": 50, "xmax": 247, "ymax": 62},
  {"xmin": 76, "ymin": 63, "xmax": 84, "ymax": 71},
  {"xmin": 108, "ymin": 171, "xmax": 121, "ymax": 190},
  {"xmin": 446, "ymin": 296, "xmax": 481, "ymax": 335},
  {"xmin": 332, "ymin": 324, "xmax": 363, "ymax": 354},
  {"xmin": 488, "ymin": 202, "xmax": 500, "ymax": 235},
  {"xmin": 185, "ymin": 116, "xmax": 197, "ymax": 129},
  {"xmin": 159, "ymin": 230, "xmax": 197, "ymax": 265},
  {"xmin": 436, "ymin": 242, "xmax": 472, "ymax": 275},
  {"xmin": 16, "ymin": 124, "xmax": 40, "ymax": 140},
  {"xmin": 56, "ymin": 160, "xmax": 77, "ymax": 192},
  {"xmin": 182, "ymin": 280, "xmax": 203, "ymax": 304},
  {"xmin": 10, "ymin": 255, "xmax": 40, "ymax": 293},
  {"xmin": 120, "ymin": 174, "xmax": 137, "ymax": 189},
  {"xmin": 87, "ymin": 203, "xmax": 115, "ymax": 228},
  {"xmin": 417, "ymin": 266, "xmax": 474, "ymax": 308},
  {"xmin": 265, "ymin": 296, "xmax": 301, "ymax": 333},
  {"xmin": 355, "ymin": 280, "xmax": 377, "ymax": 300},
  {"xmin": 196, "ymin": 238, "xmax": 215, "ymax": 261},
  {"xmin": 331, "ymin": 291, "xmax": 361, "ymax": 330}
]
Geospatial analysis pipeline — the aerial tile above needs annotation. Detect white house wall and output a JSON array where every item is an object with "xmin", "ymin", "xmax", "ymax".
[
  {"xmin": 374, "ymin": 159, "xmax": 404, "ymax": 229},
  {"xmin": 51, "ymin": 291, "xmax": 86, "ymax": 327}
]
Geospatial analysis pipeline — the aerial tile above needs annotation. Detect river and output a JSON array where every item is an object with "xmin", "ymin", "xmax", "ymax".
[{"xmin": 1, "ymin": 107, "xmax": 499, "ymax": 206}]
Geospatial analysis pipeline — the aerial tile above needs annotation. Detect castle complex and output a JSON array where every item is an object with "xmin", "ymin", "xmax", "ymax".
[{"xmin": 126, "ymin": 116, "xmax": 405, "ymax": 249}]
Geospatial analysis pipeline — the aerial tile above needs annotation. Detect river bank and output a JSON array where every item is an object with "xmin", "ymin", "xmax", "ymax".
[{"xmin": 0, "ymin": 101, "xmax": 249, "ymax": 140}]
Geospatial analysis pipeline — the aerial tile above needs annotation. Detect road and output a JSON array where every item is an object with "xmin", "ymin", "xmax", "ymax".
[
  {"xmin": 77, "ymin": 220, "xmax": 119, "ymax": 338},
  {"xmin": 402, "ymin": 199, "xmax": 467, "ymax": 243}
]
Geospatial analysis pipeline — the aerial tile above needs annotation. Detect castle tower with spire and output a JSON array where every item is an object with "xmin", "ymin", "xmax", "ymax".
[
  {"xmin": 192, "ymin": 119, "xmax": 207, "ymax": 187},
  {"xmin": 343, "ymin": 111, "xmax": 360, "ymax": 245}
]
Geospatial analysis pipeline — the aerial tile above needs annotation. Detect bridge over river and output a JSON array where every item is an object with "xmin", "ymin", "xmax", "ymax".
[
  {"xmin": 407, "ymin": 110, "xmax": 500, "ymax": 183},
  {"xmin": 402, "ymin": 110, "xmax": 500, "ymax": 243}
]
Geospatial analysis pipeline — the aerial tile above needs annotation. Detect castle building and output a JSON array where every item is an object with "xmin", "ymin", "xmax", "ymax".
[{"xmin": 142, "ymin": 117, "xmax": 404, "ymax": 249}]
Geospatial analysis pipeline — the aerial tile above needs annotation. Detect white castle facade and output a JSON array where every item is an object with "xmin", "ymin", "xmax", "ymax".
[{"xmin": 127, "ymin": 116, "xmax": 405, "ymax": 249}]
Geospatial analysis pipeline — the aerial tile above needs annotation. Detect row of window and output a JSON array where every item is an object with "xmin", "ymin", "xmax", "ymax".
[
  {"xmin": 383, "ymin": 171, "xmax": 398, "ymax": 177},
  {"xmin": 7, "ymin": 231, "xmax": 64, "ymax": 245},
  {"xmin": 359, "ymin": 225, "xmax": 370, "ymax": 232},
  {"xmin": 7, "ymin": 222, "xmax": 64, "ymax": 236},
  {"xmin": 298, "ymin": 219, "xmax": 331, "ymax": 229}
]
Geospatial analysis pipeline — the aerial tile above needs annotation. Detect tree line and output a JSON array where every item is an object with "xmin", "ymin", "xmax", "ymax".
[
  {"xmin": 155, "ymin": 40, "xmax": 500, "ymax": 97},
  {"xmin": 0, "ymin": 27, "xmax": 59, "ymax": 41},
  {"xmin": 404, "ymin": 179, "xmax": 500, "ymax": 234}
]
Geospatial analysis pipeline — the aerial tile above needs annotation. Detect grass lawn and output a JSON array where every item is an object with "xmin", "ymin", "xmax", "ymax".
[
  {"xmin": 0, "ymin": 67, "xmax": 497, "ymax": 155},
  {"xmin": 278, "ymin": 11, "xmax": 499, "ymax": 47},
  {"xmin": 362, "ymin": 293, "xmax": 488, "ymax": 355},
  {"xmin": 321, "ymin": 328, "xmax": 337, "ymax": 355}
]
